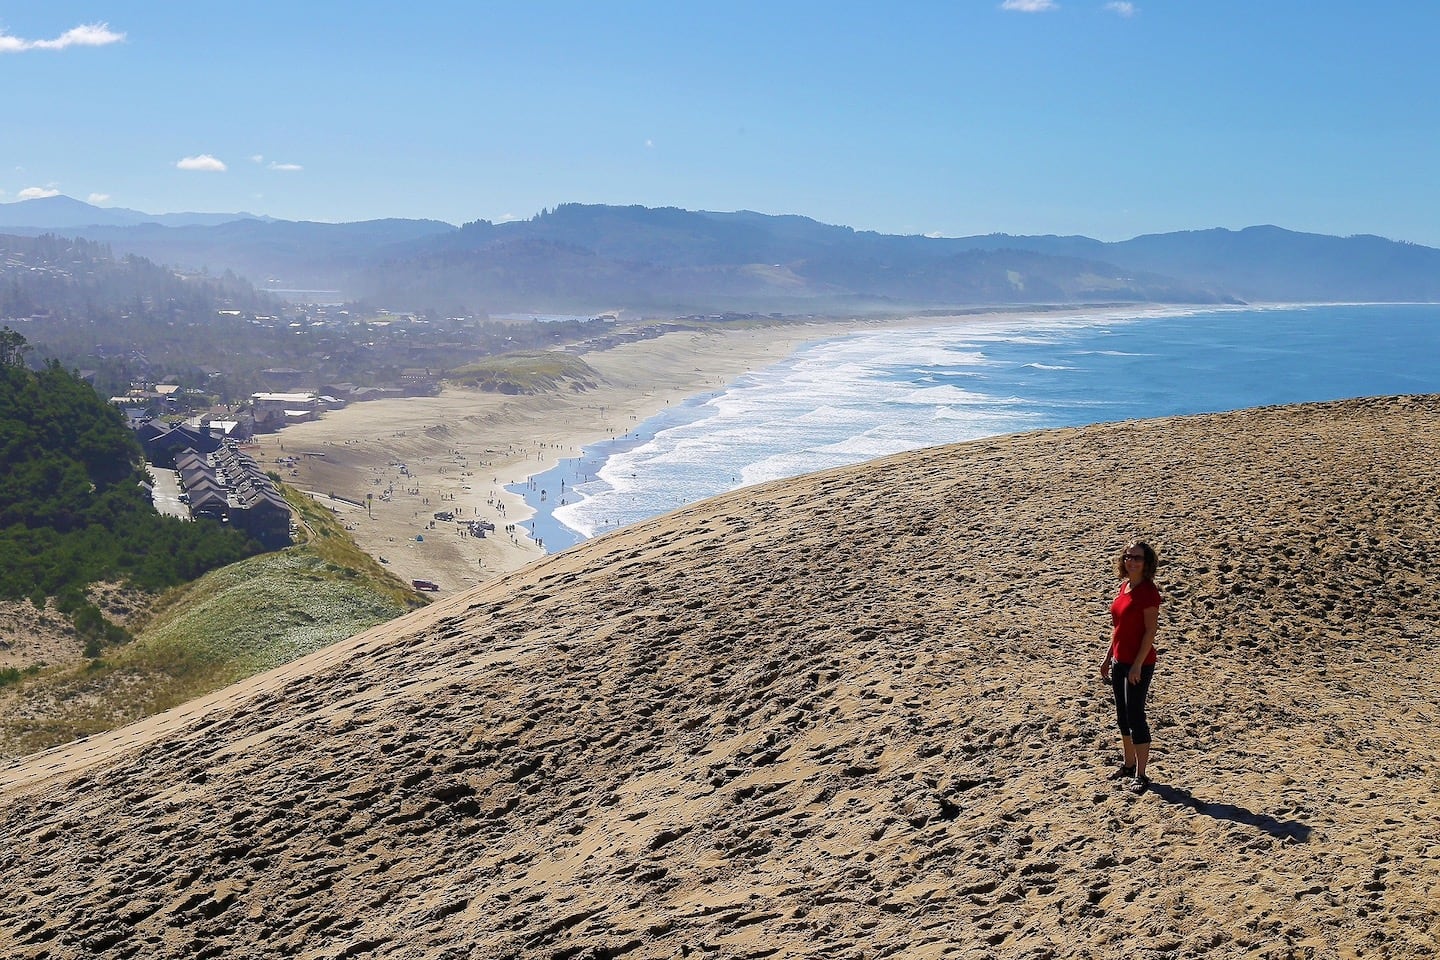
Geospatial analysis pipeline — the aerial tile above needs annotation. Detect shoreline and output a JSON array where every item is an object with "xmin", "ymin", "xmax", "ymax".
[
  {"xmin": 250, "ymin": 304, "xmax": 1221, "ymax": 593},
  {"xmin": 250, "ymin": 317, "xmax": 886, "ymax": 593},
  {"xmin": 498, "ymin": 300, "xmax": 1301, "ymax": 551}
]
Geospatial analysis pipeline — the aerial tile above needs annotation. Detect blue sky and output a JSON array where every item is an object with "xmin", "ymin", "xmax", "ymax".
[{"xmin": 4, "ymin": 2, "xmax": 1439, "ymax": 244}]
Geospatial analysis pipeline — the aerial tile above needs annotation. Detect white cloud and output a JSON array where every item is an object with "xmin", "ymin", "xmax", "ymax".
[
  {"xmin": 645, "ymin": 139, "xmax": 655, "ymax": 149},
  {"xmin": 1105, "ymin": 1, "xmax": 1137, "ymax": 16},
  {"xmin": 0, "ymin": 22, "xmax": 125, "ymax": 53},
  {"xmin": 88, "ymin": 192, "xmax": 111, "ymax": 204},
  {"xmin": 19, "ymin": 186, "xmax": 60, "ymax": 200},
  {"xmin": 176, "ymin": 154, "xmax": 228, "ymax": 172},
  {"xmin": 1001, "ymin": 0, "xmax": 1058, "ymax": 11},
  {"xmin": 253, "ymin": 155, "xmax": 301, "ymax": 171}
]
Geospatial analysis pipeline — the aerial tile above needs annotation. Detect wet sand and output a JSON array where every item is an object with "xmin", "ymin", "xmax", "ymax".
[
  {"xmin": 250, "ymin": 307, "xmax": 1192, "ymax": 593},
  {"xmin": 250, "ymin": 320, "xmax": 879, "ymax": 594},
  {"xmin": 2, "ymin": 394, "xmax": 1437, "ymax": 958}
]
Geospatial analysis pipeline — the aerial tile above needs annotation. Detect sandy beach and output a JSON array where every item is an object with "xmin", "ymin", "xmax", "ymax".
[
  {"xmin": 2, "ymin": 393, "xmax": 1438, "ymax": 958},
  {"xmin": 250, "ymin": 319, "xmax": 882, "ymax": 594},
  {"xmin": 251, "ymin": 307, "xmax": 1200, "ymax": 594}
]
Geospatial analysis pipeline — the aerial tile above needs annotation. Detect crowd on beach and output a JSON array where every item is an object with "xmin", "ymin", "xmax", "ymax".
[{"xmin": 256, "ymin": 431, "xmax": 583, "ymax": 592}]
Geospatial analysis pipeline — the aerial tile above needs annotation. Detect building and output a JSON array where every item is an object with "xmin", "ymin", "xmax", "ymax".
[
  {"xmin": 249, "ymin": 392, "xmax": 323, "ymax": 432},
  {"xmin": 214, "ymin": 445, "xmax": 294, "ymax": 548},
  {"xmin": 140, "ymin": 423, "xmax": 222, "ymax": 467},
  {"xmin": 162, "ymin": 443, "xmax": 293, "ymax": 549}
]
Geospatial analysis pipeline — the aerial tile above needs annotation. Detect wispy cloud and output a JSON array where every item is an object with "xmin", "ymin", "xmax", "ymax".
[
  {"xmin": 176, "ymin": 154, "xmax": 227, "ymax": 172},
  {"xmin": 88, "ymin": 192, "xmax": 111, "ymax": 204},
  {"xmin": 253, "ymin": 154, "xmax": 302, "ymax": 172},
  {"xmin": 19, "ymin": 186, "xmax": 60, "ymax": 200},
  {"xmin": 0, "ymin": 22, "xmax": 125, "ymax": 53},
  {"xmin": 1105, "ymin": 1, "xmax": 1137, "ymax": 16},
  {"xmin": 1001, "ymin": 0, "xmax": 1058, "ymax": 11}
]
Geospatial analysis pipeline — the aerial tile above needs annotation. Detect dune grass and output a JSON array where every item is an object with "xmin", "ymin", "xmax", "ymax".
[
  {"xmin": 446, "ymin": 351, "xmax": 600, "ymax": 394},
  {"xmin": 0, "ymin": 485, "xmax": 427, "ymax": 758}
]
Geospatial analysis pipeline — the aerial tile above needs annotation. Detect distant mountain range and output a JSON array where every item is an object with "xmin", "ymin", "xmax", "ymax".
[
  {"xmin": 4, "ymin": 195, "xmax": 1439, "ymax": 314},
  {"xmin": 0, "ymin": 194, "xmax": 279, "ymax": 229}
]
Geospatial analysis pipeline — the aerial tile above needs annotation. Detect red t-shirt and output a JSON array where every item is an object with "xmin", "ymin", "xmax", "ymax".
[{"xmin": 1110, "ymin": 579, "xmax": 1161, "ymax": 665}]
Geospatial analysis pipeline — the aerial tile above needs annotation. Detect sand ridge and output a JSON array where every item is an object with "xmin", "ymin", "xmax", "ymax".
[{"xmin": 1, "ymin": 395, "xmax": 1438, "ymax": 958}]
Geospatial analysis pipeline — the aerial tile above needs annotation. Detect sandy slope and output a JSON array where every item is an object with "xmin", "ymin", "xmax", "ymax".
[{"xmin": 1, "ymin": 395, "xmax": 1438, "ymax": 959}]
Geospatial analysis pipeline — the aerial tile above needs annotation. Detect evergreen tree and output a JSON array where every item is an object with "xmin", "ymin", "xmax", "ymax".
[{"xmin": 0, "ymin": 332, "xmax": 261, "ymax": 604}]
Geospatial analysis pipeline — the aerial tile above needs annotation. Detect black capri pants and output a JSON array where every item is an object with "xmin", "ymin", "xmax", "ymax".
[{"xmin": 1111, "ymin": 662, "xmax": 1156, "ymax": 745}]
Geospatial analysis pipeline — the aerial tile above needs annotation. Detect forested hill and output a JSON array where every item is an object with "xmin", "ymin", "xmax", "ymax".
[
  {"xmin": 0, "ymin": 234, "xmax": 278, "ymax": 320},
  {"xmin": 1, "ymin": 234, "xmax": 288, "ymax": 400},
  {"xmin": 0, "ymin": 340, "xmax": 259, "ymax": 616}
]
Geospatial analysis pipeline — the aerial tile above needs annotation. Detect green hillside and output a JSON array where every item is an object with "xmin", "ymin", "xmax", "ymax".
[
  {"xmin": 0, "ymin": 333, "xmax": 261, "ymax": 643},
  {"xmin": 0, "ymin": 486, "xmax": 427, "ymax": 757},
  {"xmin": 0, "ymin": 333, "xmax": 427, "ymax": 755}
]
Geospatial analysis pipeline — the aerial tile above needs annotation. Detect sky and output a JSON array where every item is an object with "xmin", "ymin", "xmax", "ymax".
[{"xmin": 3, "ymin": 2, "xmax": 1440, "ymax": 245}]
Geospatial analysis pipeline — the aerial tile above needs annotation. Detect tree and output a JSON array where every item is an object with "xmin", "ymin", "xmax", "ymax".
[
  {"xmin": 0, "ymin": 358, "xmax": 262, "ymax": 604},
  {"xmin": 0, "ymin": 327, "xmax": 29, "ymax": 367}
]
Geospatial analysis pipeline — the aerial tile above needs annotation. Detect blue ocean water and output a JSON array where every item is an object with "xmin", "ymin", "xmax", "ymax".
[{"xmin": 515, "ymin": 304, "xmax": 1440, "ymax": 551}]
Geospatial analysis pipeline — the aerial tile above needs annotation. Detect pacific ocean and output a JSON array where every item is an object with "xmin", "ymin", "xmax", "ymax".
[{"xmin": 514, "ymin": 304, "xmax": 1440, "ymax": 551}]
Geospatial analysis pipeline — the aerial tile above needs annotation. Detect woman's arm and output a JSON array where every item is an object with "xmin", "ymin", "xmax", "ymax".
[{"xmin": 1100, "ymin": 615, "xmax": 1120, "ymax": 680}]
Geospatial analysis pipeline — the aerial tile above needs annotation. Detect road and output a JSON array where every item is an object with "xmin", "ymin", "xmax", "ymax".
[{"xmin": 146, "ymin": 465, "xmax": 191, "ymax": 520}]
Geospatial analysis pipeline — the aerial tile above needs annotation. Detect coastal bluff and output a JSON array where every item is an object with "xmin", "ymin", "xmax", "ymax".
[{"xmin": 2, "ymin": 396, "xmax": 1438, "ymax": 959}]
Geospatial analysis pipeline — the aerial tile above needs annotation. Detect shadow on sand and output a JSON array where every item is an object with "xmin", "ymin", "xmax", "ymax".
[{"xmin": 1147, "ymin": 782, "xmax": 1312, "ymax": 842}]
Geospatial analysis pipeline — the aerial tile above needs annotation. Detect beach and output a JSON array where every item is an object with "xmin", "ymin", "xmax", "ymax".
[
  {"xmin": 2, "ymin": 393, "xmax": 1437, "ymax": 958},
  {"xmin": 253, "ymin": 307, "xmax": 1209, "ymax": 593},
  {"xmin": 248, "ymin": 315, "xmax": 931, "ymax": 592},
  {"xmin": 538, "ymin": 302, "xmax": 1440, "ymax": 546}
]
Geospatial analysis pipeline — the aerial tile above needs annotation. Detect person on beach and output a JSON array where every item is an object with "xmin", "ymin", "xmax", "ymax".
[{"xmin": 1100, "ymin": 541, "xmax": 1162, "ymax": 793}]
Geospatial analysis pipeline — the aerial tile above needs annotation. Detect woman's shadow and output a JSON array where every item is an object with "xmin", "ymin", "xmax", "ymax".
[{"xmin": 1145, "ymin": 781, "xmax": 1312, "ymax": 842}]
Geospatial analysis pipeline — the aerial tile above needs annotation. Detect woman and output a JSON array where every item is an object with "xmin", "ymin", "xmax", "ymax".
[{"xmin": 1100, "ymin": 540, "xmax": 1162, "ymax": 793}]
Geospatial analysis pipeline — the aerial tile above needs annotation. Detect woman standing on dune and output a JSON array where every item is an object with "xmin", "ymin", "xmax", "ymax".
[{"xmin": 1100, "ymin": 541, "xmax": 1162, "ymax": 793}]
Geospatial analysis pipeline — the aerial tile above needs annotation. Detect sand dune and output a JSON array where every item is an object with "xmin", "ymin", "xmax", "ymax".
[{"xmin": 2, "ymin": 395, "xmax": 1438, "ymax": 958}]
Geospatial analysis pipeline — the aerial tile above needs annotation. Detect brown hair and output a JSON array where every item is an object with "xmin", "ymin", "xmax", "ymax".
[{"xmin": 1116, "ymin": 540, "xmax": 1158, "ymax": 582}]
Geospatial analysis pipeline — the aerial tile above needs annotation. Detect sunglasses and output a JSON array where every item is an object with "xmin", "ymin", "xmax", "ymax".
[{"xmin": 1122, "ymin": 553, "xmax": 1145, "ymax": 561}]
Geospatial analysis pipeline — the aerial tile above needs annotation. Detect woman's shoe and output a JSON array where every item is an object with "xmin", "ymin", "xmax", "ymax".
[
  {"xmin": 1127, "ymin": 773, "xmax": 1149, "ymax": 794},
  {"xmin": 1109, "ymin": 764, "xmax": 1136, "ymax": 780}
]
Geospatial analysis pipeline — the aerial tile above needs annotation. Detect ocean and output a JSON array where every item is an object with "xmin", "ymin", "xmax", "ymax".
[{"xmin": 514, "ymin": 304, "xmax": 1440, "ymax": 551}]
